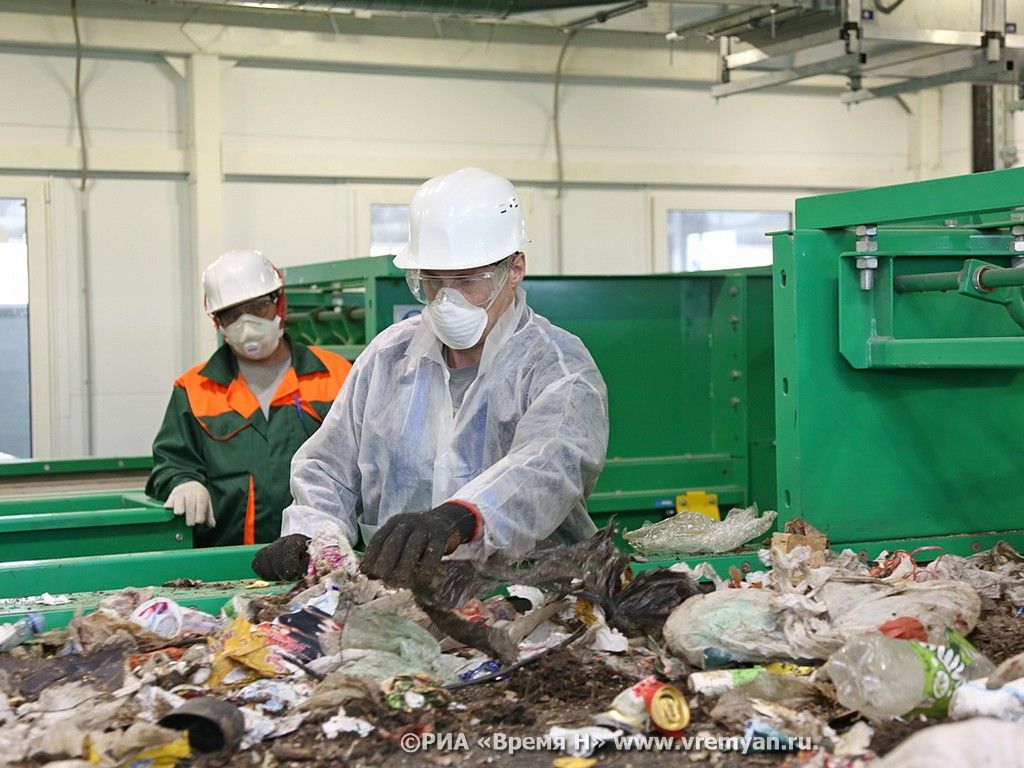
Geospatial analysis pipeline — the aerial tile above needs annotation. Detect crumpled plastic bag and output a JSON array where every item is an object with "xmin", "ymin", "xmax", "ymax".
[
  {"xmin": 412, "ymin": 526, "xmax": 705, "ymax": 658},
  {"xmin": 665, "ymin": 544, "xmax": 981, "ymax": 668},
  {"xmin": 874, "ymin": 718, "xmax": 1024, "ymax": 768},
  {"xmin": 338, "ymin": 606, "xmax": 463, "ymax": 684},
  {"xmin": 624, "ymin": 505, "xmax": 778, "ymax": 556},
  {"xmin": 307, "ymin": 523, "xmax": 360, "ymax": 580},
  {"xmin": 924, "ymin": 541, "xmax": 1024, "ymax": 608}
]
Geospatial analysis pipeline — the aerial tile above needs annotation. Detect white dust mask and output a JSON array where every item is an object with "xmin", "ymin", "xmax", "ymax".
[
  {"xmin": 222, "ymin": 314, "xmax": 283, "ymax": 360},
  {"xmin": 425, "ymin": 289, "xmax": 489, "ymax": 350}
]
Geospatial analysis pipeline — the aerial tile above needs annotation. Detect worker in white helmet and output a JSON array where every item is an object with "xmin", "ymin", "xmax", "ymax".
[
  {"xmin": 251, "ymin": 168, "xmax": 609, "ymax": 584},
  {"xmin": 146, "ymin": 250, "xmax": 352, "ymax": 547}
]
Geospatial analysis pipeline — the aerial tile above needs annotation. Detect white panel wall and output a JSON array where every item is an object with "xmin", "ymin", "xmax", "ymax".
[
  {"xmin": 559, "ymin": 189, "xmax": 649, "ymax": 274},
  {"xmin": 939, "ymin": 84, "xmax": 973, "ymax": 175},
  {"xmin": 46, "ymin": 178, "xmax": 191, "ymax": 457},
  {"xmin": 0, "ymin": 34, "xmax": 982, "ymax": 456},
  {"xmin": 0, "ymin": 51, "xmax": 182, "ymax": 150},
  {"xmin": 221, "ymin": 182, "xmax": 351, "ymax": 269}
]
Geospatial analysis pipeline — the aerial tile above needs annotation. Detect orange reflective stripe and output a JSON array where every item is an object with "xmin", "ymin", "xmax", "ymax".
[
  {"xmin": 176, "ymin": 365, "xmax": 233, "ymax": 419},
  {"xmin": 269, "ymin": 346, "xmax": 351, "ymax": 411},
  {"xmin": 271, "ymin": 368, "xmax": 300, "ymax": 402},
  {"xmin": 226, "ymin": 377, "xmax": 260, "ymax": 420},
  {"xmin": 244, "ymin": 475, "xmax": 256, "ymax": 545},
  {"xmin": 298, "ymin": 347, "xmax": 352, "ymax": 403},
  {"xmin": 177, "ymin": 363, "xmax": 260, "ymax": 420}
]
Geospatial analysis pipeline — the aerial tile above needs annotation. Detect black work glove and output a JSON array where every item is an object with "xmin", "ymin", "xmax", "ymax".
[
  {"xmin": 251, "ymin": 533, "xmax": 311, "ymax": 581},
  {"xmin": 361, "ymin": 502, "xmax": 478, "ymax": 587}
]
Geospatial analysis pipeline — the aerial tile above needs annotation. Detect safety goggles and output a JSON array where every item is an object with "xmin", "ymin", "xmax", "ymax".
[
  {"xmin": 405, "ymin": 257, "xmax": 513, "ymax": 306},
  {"xmin": 215, "ymin": 292, "xmax": 280, "ymax": 327}
]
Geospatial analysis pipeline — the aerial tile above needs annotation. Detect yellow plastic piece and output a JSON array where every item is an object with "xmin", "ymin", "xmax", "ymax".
[{"xmin": 675, "ymin": 490, "xmax": 720, "ymax": 521}]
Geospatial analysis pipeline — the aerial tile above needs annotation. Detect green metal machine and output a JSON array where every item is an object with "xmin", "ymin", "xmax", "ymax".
[
  {"xmin": 0, "ymin": 491, "xmax": 189, "ymax": 561},
  {"xmin": 0, "ymin": 546, "xmax": 282, "ymax": 629},
  {"xmin": 773, "ymin": 166, "xmax": 1024, "ymax": 558}
]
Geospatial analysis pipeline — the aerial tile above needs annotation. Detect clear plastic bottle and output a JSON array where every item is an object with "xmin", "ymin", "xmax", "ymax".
[
  {"xmin": 825, "ymin": 631, "xmax": 993, "ymax": 721},
  {"xmin": 0, "ymin": 613, "xmax": 45, "ymax": 652}
]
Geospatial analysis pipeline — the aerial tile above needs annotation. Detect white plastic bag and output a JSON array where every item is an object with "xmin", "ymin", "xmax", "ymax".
[{"xmin": 624, "ymin": 505, "xmax": 777, "ymax": 556}]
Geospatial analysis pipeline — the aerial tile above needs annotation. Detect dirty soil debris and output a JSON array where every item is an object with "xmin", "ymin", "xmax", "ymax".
[{"xmin": 7, "ymin": 524, "xmax": 1024, "ymax": 768}]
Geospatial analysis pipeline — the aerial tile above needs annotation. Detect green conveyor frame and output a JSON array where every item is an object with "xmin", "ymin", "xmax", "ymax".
[
  {"xmin": 0, "ymin": 491, "xmax": 191, "ymax": 561},
  {"xmin": 0, "ymin": 546, "xmax": 287, "ymax": 629}
]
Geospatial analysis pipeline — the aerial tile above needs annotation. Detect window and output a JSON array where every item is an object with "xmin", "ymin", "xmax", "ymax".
[
  {"xmin": 0, "ymin": 197, "xmax": 30, "ymax": 458},
  {"xmin": 667, "ymin": 210, "xmax": 792, "ymax": 272},
  {"xmin": 369, "ymin": 203, "xmax": 409, "ymax": 257}
]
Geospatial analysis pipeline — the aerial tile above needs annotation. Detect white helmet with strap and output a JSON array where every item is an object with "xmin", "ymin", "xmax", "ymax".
[
  {"xmin": 202, "ymin": 250, "xmax": 284, "ymax": 316},
  {"xmin": 393, "ymin": 168, "xmax": 529, "ymax": 271}
]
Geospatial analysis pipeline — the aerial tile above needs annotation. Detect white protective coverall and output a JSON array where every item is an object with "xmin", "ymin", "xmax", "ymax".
[{"xmin": 281, "ymin": 288, "xmax": 608, "ymax": 560}]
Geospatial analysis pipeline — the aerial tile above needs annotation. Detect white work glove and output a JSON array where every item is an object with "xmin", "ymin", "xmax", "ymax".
[{"xmin": 165, "ymin": 480, "xmax": 217, "ymax": 527}]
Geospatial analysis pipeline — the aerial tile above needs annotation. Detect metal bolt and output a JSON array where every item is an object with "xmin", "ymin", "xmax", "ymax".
[
  {"xmin": 855, "ymin": 225, "xmax": 877, "ymax": 237},
  {"xmin": 856, "ymin": 256, "xmax": 878, "ymax": 292},
  {"xmin": 175, "ymin": 533, "xmax": 184, "ymax": 542},
  {"xmin": 729, "ymin": 286, "xmax": 739, "ymax": 296},
  {"xmin": 740, "ymin": 561, "xmax": 752, "ymax": 573},
  {"xmin": 944, "ymin": 219, "xmax": 958, "ymax": 227},
  {"xmin": 43, "ymin": 463, "xmax": 50, "ymax": 471},
  {"xmin": 730, "ymin": 369, "xmax": 742, "ymax": 380},
  {"xmin": 1015, "ymin": 241, "xmax": 1024, "ymax": 253},
  {"xmin": 729, "ymin": 314, "xmax": 740, "ymax": 325},
  {"xmin": 730, "ymin": 396, "xmax": 742, "ymax": 407},
  {"xmin": 971, "ymin": 542, "xmax": 982, "ymax": 553},
  {"xmin": 858, "ymin": 550, "xmax": 868, "ymax": 561}
]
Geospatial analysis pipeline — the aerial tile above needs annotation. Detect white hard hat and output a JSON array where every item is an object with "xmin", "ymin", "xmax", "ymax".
[
  {"xmin": 393, "ymin": 168, "xmax": 529, "ymax": 271},
  {"xmin": 202, "ymin": 250, "xmax": 284, "ymax": 315}
]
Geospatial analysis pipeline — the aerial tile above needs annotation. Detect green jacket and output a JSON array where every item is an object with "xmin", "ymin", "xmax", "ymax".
[{"xmin": 146, "ymin": 338, "xmax": 351, "ymax": 547}]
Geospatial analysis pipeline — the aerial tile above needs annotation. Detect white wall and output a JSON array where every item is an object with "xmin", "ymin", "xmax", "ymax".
[{"xmin": 0, "ymin": 16, "xmax": 988, "ymax": 457}]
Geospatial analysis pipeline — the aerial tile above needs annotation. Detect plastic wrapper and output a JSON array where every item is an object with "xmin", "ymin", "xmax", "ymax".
[
  {"xmin": 624, "ymin": 505, "xmax": 778, "ymax": 556},
  {"xmin": 419, "ymin": 526, "xmax": 629, "ymax": 610},
  {"xmin": 307, "ymin": 523, "xmax": 359, "ymax": 579},
  {"xmin": 237, "ymin": 679, "xmax": 312, "ymax": 714},
  {"xmin": 322, "ymin": 708, "xmax": 374, "ymax": 738},
  {"xmin": 84, "ymin": 722, "xmax": 190, "ymax": 768},
  {"xmin": 603, "ymin": 568, "xmax": 710, "ymax": 639},
  {"xmin": 302, "ymin": 672, "xmax": 376, "ymax": 711},
  {"xmin": 338, "ymin": 606, "xmax": 463, "ymax": 683},
  {"xmin": 873, "ymin": 718, "xmax": 1024, "ymax": 768},
  {"xmin": 950, "ymin": 676, "xmax": 1024, "ymax": 721},
  {"xmin": 413, "ymin": 527, "xmax": 703, "ymax": 657},
  {"xmin": 381, "ymin": 673, "xmax": 448, "ymax": 711},
  {"xmin": 666, "ymin": 542, "xmax": 983, "ymax": 668},
  {"xmin": 239, "ymin": 706, "xmax": 307, "ymax": 749},
  {"xmin": 207, "ymin": 617, "xmax": 288, "ymax": 688}
]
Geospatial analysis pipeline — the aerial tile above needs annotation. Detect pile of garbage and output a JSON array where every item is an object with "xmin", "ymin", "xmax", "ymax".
[{"xmin": 3, "ymin": 512, "xmax": 1024, "ymax": 767}]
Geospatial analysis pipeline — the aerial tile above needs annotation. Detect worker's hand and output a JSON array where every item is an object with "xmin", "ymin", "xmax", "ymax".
[
  {"xmin": 361, "ymin": 502, "xmax": 479, "ymax": 587},
  {"xmin": 165, "ymin": 481, "xmax": 216, "ymax": 527},
  {"xmin": 251, "ymin": 534, "xmax": 311, "ymax": 581}
]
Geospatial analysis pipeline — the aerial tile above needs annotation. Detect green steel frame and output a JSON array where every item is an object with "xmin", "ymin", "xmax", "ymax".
[
  {"xmin": 0, "ymin": 491, "xmax": 190, "ymax": 560},
  {"xmin": 0, "ymin": 457, "xmax": 152, "ymax": 478},
  {"xmin": 774, "ymin": 166, "xmax": 1024, "ymax": 551},
  {"xmin": 0, "ymin": 546, "xmax": 285, "ymax": 629}
]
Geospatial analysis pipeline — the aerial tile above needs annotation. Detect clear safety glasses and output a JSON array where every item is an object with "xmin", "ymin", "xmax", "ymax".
[
  {"xmin": 405, "ymin": 257, "xmax": 512, "ymax": 306},
  {"xmin": 215, "ymin": 292, "xmax": 279, "ymax": 328}
]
